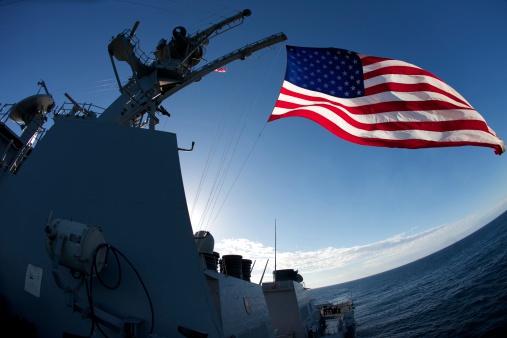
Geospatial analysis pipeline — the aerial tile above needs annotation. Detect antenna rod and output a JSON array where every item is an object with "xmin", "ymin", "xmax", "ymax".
[
  {"xmin": 259, "ymin": 259, "xmax": 269, "ymax": 285},
  {"xmin": 274, "ymin": 219, "xmax": 277, "ymax": 286}
]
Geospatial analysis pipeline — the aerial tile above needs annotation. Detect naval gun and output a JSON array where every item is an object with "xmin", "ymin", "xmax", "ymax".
[
  {"xmin": 102, "ymin": 9, "xmax": 287, "ymax": 129},
  {"xmin": 154, "ymin": 9, "xmax": 253, "ymax": 72}
]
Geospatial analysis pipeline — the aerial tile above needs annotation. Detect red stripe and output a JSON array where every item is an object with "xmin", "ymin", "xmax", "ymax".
[
  {"xmin": 363, "ymin": 66, "xmax": 441, "ymax": 82},
  {"xmin": 268, "ymin": 110, "xmax": 503, "ymax": 154},
  {"xmin": 279, "ymin": 86, "xmax": 473, "ymax": 116},
  {"xmin": 274, "ymin": 100, "xmax": 490, "ymax": 133},
  {"xmin": 365, "ymin": 82, "xmax": 471, "ymax": 108},
  {"xmin": 359, "ymin": 56, "xmax": 392, "ymax": 67}
]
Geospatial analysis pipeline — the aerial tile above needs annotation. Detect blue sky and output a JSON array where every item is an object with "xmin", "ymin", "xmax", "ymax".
[{"xmin": 1, "ymin": 0, "xmax": 507, "ymax": 288}]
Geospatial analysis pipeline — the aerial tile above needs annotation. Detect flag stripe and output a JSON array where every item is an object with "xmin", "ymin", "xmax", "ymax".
[
  {"xmin": 362, "ymin": 57, "xmax": 471, "ymax": 105},
  {"xmin": 363, "ymin": 65, "xmax": 438, "ymax": 81},
  {"xmin": 271, "ymin": 104, "xmax": 490, "ymax": 132},
  {"xmin": 359, "ymin": 55, "xmax": 409, "ymax": 68},
  {"xmin": 269, "ymin": 107, "xmax": 502, "ymax": 150},
  {"xmin": 274, "ymin": 93, "xmax": 480, "ymax": 125},
  {"xmin": 277, "ymin": 83, "xmax": 476, "ymax": 118},
  {"xmin": 364, "ymin": 74, "xmax": 470, "ymax": 106},
  {"xmin": 272, "ymin": 104, "xmax": 487, "ymax": 133},
  {"xmin": 365, "ymin": 82, "xmax": 471, "ymax": 108}
]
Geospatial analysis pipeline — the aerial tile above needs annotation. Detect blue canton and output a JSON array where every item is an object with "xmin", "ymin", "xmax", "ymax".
[{"xmin": 285, "ymin": 46, "xmax": 365, "ymax": 98}]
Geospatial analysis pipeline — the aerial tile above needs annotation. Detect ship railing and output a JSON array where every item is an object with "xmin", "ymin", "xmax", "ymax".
[
  {"xmin": 8, "ymin": 125, "xmax": 47, "ymax": 174},
  {"xmin": 0, "ymin": 103, "xmax": 16, "ymax": 124},
  {"xmin": 121, "ymin": 28, "xmax": 157, "ymax": 68},
  {"xmin": 53, "ymin": 102, "xmax": 104, "ymax": 120},
  {"xmin": 0, "ymin": 103, "xmax": 38, "ymax": 138}
]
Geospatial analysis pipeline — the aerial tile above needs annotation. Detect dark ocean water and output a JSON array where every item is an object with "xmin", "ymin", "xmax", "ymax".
[{"xmin": 310, "ymin": 210, "xmax": 507, "ymax": 337}]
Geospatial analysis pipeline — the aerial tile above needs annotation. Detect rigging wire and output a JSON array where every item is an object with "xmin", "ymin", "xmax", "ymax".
[
  {"xmin": 0, "ymin": 0, "xmax": 26, "ymax": 6},
  {"xmin": 207, "ymin": 44, "xmax": 285, "ymax": 230},
  {"xmin": 189, "ymin": 64, "xmax": 245, "ymax": 224},
  {"xmin": 193, "ymin": 65, "xmax": 247, "ymax": 233},
  {"xmin": 193, "ymin": 44, "xmax": 285, "ymax": 236},
  {"xmin": 114, "ymin": 0, "xmax": 188, "ymax": 16},
  {"xmin": 200, "ymin": 68, "xmax": 258, "ymax": 232}
]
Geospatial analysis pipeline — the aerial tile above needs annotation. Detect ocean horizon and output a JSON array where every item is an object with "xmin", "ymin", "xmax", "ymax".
[{"xmin": 310, "ymin": 209, "xmax": 507, "ymax": 337}]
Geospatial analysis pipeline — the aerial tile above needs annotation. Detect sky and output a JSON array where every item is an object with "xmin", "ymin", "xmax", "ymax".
[{"xmin": 1, "ymin": 0, "xmax": 507, "ymax": 288}]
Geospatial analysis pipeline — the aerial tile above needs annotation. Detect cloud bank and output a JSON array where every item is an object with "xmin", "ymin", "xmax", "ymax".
[{"xmin": 214, "ymin": 203, "xmax": 506, "ymax": 288}]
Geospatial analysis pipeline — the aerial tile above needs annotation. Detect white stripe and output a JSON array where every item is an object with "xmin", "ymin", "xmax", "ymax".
[
  {"xmin": 272, "ymin": 96, "xmax": 483, "ymax": 125},
  {"xmin": 282, "ymin": 81, "xmax": 472, "ymax": 111},
  {"xmin": 364, "ymin": 74, "xmax": 471, "ymax": 106},
  {"xmin": 271, "ymin": 104, "xmax": 502, "ymax": 146},
  {"xmin": 361, "ymin": 59, "xmax": 421, "ymax": 73}
]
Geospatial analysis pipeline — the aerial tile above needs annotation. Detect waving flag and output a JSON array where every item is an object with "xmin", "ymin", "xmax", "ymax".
[{"xmin": 269, "ymin": 46, "xmax": 505, "ymax": 155}]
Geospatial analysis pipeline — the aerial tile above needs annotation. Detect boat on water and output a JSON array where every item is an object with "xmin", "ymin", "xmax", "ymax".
[{"xmin": 0, "ymin": 9, "xmax": 354, "ymax": 338}]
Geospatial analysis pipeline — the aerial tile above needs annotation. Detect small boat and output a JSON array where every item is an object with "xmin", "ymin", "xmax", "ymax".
[
  {"xmin": 314, "ymin": 300, "xmax": 356, "ymax": 337},
  {"xmin": 0, "ymin": 8, "xmax": 354, "ymax": 338}
]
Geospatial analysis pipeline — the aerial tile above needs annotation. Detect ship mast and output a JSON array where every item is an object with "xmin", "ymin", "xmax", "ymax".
[{"xmin": 100, "ymin": 9, "xmax": 287, "ymax": 129}]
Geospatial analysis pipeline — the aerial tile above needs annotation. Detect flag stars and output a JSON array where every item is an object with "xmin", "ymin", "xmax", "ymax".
[{"xmin": 286, "ymin": 46, "xmax": 364, "ymax": 98}]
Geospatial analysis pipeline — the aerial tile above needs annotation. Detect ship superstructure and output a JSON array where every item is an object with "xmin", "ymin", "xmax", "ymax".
[{"xmin": 0, "ymin": 9, "xmax": 354, "ymax": 338}]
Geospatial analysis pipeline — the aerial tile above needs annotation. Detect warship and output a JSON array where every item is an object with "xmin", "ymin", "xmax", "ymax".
[{"xmin": 0, "ymin": 9, "xmax": 355, "ymax": 338}]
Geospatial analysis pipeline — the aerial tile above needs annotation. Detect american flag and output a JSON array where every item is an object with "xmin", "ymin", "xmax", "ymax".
[
  {"xmin": 269, "ymin": 46, "xmax": 505, "ymax": 155},
  {"xmin": 214, "ymin": 67, "xmax": 227, "ymax": 73}
]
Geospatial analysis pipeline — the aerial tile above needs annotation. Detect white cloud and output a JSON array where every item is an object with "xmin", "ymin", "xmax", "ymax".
[{"xmin": 213, "ymin": 206, "xmax": 506, "ymax": 288}]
